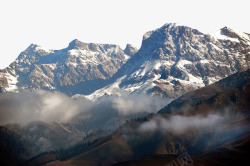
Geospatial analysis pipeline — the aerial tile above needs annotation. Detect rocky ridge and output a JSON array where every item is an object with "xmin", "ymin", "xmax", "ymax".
[
  {"xmin": 86, "ymin": 23, "xmax": 250, "ymax": 99},
  {"xmin": 0, "ymin": 23, "xmax": 249, "ymax": 99},
  {"xmin": 0, "ymin": 40, "xmax": 137, "ymax": 95}
]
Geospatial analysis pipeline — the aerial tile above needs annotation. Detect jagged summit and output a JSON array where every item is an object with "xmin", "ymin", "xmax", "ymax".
[
  {"xmin": 220, "ymin": 26, "xmax": 241, "ymax": 39},
  {"xmin": 124, "ymin": 44, "xmax": 138, "ymax": 57},
  {"xmin": 210, "ymin": 26, "xmax": 250, "ymax": 44},
  {"xmin": 0, "ymin": 23, "xmax": 249, "ymax": 98},
  {"xmin": 67, "ymin": 39, "xmax": 121, "ymax": 50},
  {"xmin": 22, "ymin": 43, "xmax": 41, "ymax": 53},
  {"xmin": 142, "ymin": 23, "xmax": 203, "ymax": 46},
  {"xmin": 0, "ymin": 39, "xmax": 131, "ymax": 94},
  {"xmin": 67, "ymin": 39, "xmax": 88, "ymax": 50},
  {"xmin": 27, "ymin": 43, "xmax": 39, "ymax": 48},
  {"xmin": 25, "ymin": 43, "xmax": 53, "ymax": 52},
  {"xmin": 161, "ymin": 23, "xmax": 196, "ymax": 31},
  {"xmin": 86, "ymin": 23, "xmax": 250, "ymax": 100}
]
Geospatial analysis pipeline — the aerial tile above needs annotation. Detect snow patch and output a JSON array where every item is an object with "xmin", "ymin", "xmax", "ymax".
[
  {"xmin": 124, "ymin": 54, "xmax": 130, "ymax": 60},
  {"xmin": 5, "ymin": 72, "xmax": 19, "ymax": 92},
  {"xmin": 43, "ymin": 64, "xmax": 57, "ymax": 70},
  {"xmin": 154, "ymin": 62, "xmax": 161, "ymax": 70},
  {"xmin": 125, "ymin": 85, "xmax": 142, "ymax": 93},
  {"xmin": 85, "ymin": 76, "xmax": 127, "ymax": 101},
  {"xmin": 187, "ymin": 73, "xmax": 204, "ymax": 85},
  {"xmin": 210, "ymin": 30, "xmax": 239, "ymax": 42},
  {"xmin": 177, "ymin": 60, "xmax": 192, "ymax": 69},
  {"xmin": 231, "ymin": 28, "xmax": 250, "ymax": 41},
  {"xmin": 210, "ymin": 43, "xmax": 222, "ymax": 50},
  {"xmin": 35, "ymin": 46, "xmax": 54, "ymax": 53},
  {"xmin": 199, "ymin": 59, "xmax": 209, "ymax": 64},
  {"xmin": 68, "ymin": 49, "xmax": 78, "ymax": 56}
]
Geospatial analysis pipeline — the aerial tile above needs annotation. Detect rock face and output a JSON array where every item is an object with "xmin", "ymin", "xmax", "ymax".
[
  {"xmin": 124, "ymin": 44, "xmax": 138, "ymax": 57},
  {"xmin": 0, "ymin": 23, "xmax": 249, "ymax": 98},
  {"xmin": 0, "ymin": 39, "xmax": 135, "ymax": 95},
  {"xmin": 86, "ymin": 23, "xmax": 250, "ymax": 99}
]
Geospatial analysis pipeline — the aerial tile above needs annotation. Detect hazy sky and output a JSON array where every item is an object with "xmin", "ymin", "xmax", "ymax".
[{"xmin": 0, "ymin": 0, "xmax": 249, "ymax": 69}]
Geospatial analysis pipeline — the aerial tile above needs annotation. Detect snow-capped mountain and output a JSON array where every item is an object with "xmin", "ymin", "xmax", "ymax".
[
  {"xmin": 0, "ymin": 39, "xmax": 137, "ymax": 95},
  {"xmin": 0, "ymin": 23, "xmax": 249, "ymax": 99},
  {"xmin": 85, "ymin": 23, "xmax": 250, "ymax": 99}
]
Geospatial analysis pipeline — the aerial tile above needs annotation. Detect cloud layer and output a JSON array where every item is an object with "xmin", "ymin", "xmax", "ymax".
[
  {"xmin": 112, "ymin": 94, "xmax": 168, "ymax": 115},
  {"xmin": 0, "ymin": 90, "xmax": 169, "ymax": 125},
  {"xmin": 139, "ymin": 114, "xmax": 225, "ymax": 134},
  {"xmin": 0, "ymin": 90, "xmax": 81, "ymax": 124}
]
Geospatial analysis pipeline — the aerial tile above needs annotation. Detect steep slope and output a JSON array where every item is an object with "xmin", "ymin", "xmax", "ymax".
[
  {"xmin": 0, "ymin": 40, "xmax": 136, "ymax": 95},
  {"xmin": 159, "ymin": 69, "xmax": 250, "ymax": 114},
  {"xmin": 86, "ymin": 23, "xmax": 250, "ymax": 100},
  {"xmin": 30, "ymin": 70, "xmax": 250, "ymax": 166}
]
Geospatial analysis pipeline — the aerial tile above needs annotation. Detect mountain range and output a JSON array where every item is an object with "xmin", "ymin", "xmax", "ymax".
[
  {"xmin": 0, "ymin": 40, "xmax": 137, "ymax": 95},
  {"xmin": 0, "ymin": 23, "xmax": 249, "ymax": 99},
  {"xmin": 0, "ymin": 23, "xmax": 250, "ymax": 166}
]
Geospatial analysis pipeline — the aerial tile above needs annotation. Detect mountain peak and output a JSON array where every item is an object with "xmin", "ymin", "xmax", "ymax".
[
  {"xmin": 220, "ymin": 26, "xmax": 239, "ymax": 38},
  {"xmin": 142, "ymin": 23, "xmax": 202, "ymax": 47},
  {"xmin": 68, "ymin": 39, "xmax": 87, "ymax": 50},
  {"xmin": 23, "ymin": 43, "xmax": 53, "ymax": 54},
  {"xmin": 221, "ymin": 26, "xmax": 230, "ymax": 30},
  {"xmin": 210, "ymin": 26, "xmax": 250, "ymax": 43},
  {"xmin": 124, "ymin": 44, "xmax": 138, "ymax": 57},
  {"xmin": 27, "ymin": 43, "xmax": 39, "ymax": 49},
  {"xmin": 1, "ymin": 23, "xmax": 249, "ymax": 99},
  {"xmin": 70, "ymin": 39, "xmax": 81, "ymax": 44},
  {"xmin": 162, "ymin": 23, "xmax": 185, "ymax": 28},
  {"xmin": 160, "ymin": 23, "xmax": 197, "ymax": 31}
]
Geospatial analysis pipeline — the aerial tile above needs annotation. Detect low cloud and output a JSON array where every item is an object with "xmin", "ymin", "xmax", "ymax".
[
  {"xmin": 0, "ymin": 90, "xmax": 170, "ymax": 125},
  {"xmin": 112, "ymin": 94, "xmax": 169, "ymax": 115},
  {"xmin": 0, "ymin": 90, "xmax": 82, "ymax": 124},
  {"xmin": 139, "ymin": 114, "xmax": 225, "ymax": 134}
]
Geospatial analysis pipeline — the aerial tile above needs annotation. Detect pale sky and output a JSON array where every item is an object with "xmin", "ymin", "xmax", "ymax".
[{"xmin": 0, "ymin": 0, "xmax": 249, "ymax": 69}]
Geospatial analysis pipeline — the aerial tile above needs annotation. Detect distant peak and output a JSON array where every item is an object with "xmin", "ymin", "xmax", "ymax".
[
  {"xmin": 70, "ymin": 39, "xmax": 81, "ymax": 43},
  {"xmin": 68, "ymin": 39, "xmax": 87, "ymax": 49},
  {"xmin": 28, "ymin": 43, "xmax": 39, "ymax": 49},
  {"xmin": 143, "ymin": 23, "xmax": 202, "ymax": 41},
  {"xmin": 161, "ymin": 23, "xmax": 194, "ymax": 30},
  {"xmin": 220, "ymin": 26, "xmax": 238, "ymax": 38},
  {"xmin": 26, "ymin": 43, "xmax": 53, "ymax": 53},
  {"xmin": 24, "ymin": 43, "xmax": 40, "ymax": 52},
  {"xmin": 210, "ymin": 26, "xmax": 250, "ymax": 42},
  {"xmin": 220, "ymin": 26, "xmax": 239, "ymax": 32},
  {"xmin": 124, "ymin": 44, "xmax": 138, "ymax": 57},
  {"xmin": 69, "ymin": 39, "xmax": 83, "ymax": 46},
  {"xmin": 125, "ymin": 44, "xmax": 137, "ymax": 50},
  {"xmin": 162, "ymin": 23, "xmax": 184, "ymax": 27},
  {"xmin": 221, "ymin": 26, "xmax": 229, "ymax": 30}
]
